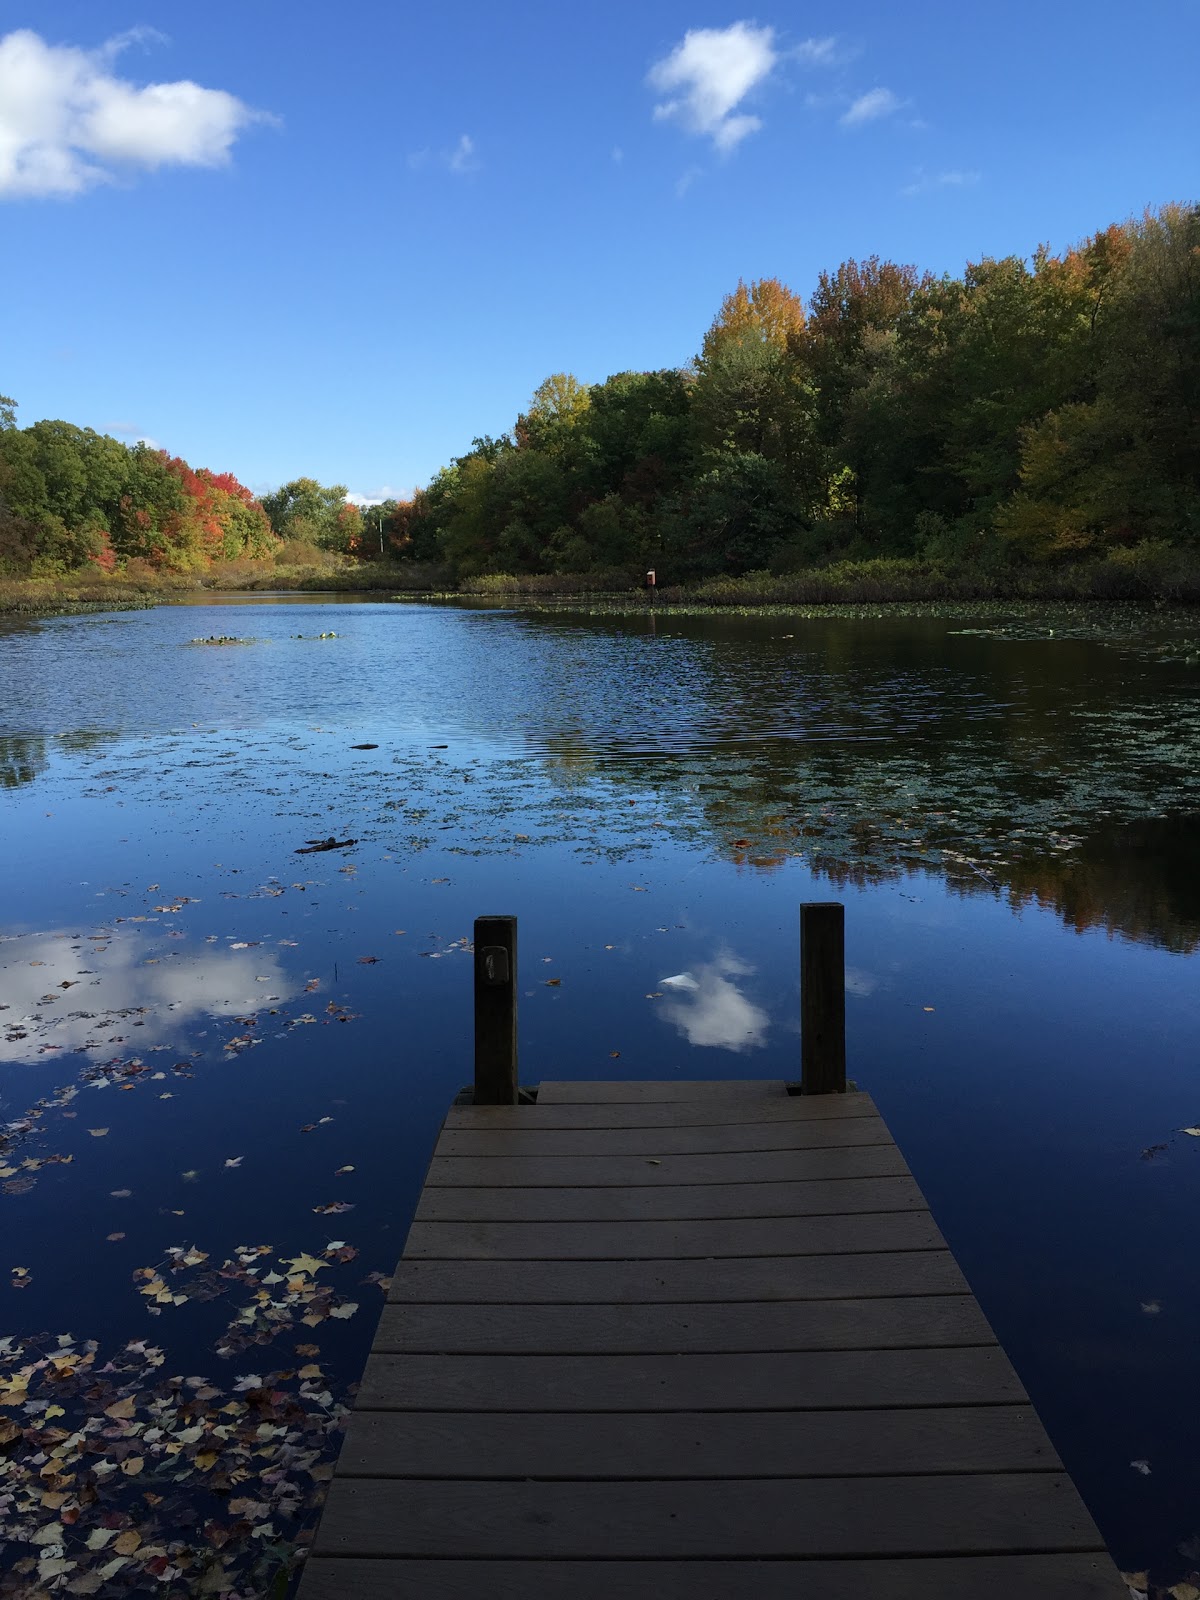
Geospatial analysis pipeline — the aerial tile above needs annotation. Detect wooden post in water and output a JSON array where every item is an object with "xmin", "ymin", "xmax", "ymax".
[
  {"xmin": 800, "ymin": 902, "xmax": 846, "ymax": 1094},
  {"xmin": 474, "ymin": 915, "xmax": 518, "ymax": 1105}
]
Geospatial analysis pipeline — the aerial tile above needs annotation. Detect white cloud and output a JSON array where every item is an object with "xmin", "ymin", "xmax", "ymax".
[
  {"xmin": 792, "ymin": 36, "xmax": 838, "ymax": 65},
  {"xmin": 106, "ymin": 421, "xmax": 162, "ymax": 451},
  {"xmin": 675, "ymin": 165, "xmax": 703, "ymax": 199},
  {"xmin": 409, "ymin": 133, "xmax": 479, "ymax": 175},
  {"xmin": 841, "ymin": 87, "xmax": 903, "ymax": 127},
  {"xmin": 0, "ymin": 28, "xmax": 268, "ymax": 198},
  {"xmin": 448, "ymin": 133, "xmax": 477, "ymax": 173},
  {"xmin": 648, "ymin": 22, "xmax": 777, "ymax": 152},
  {"xmin": 347, "ymin": 486, "xmax": 406, "ymax": 507},
  {"xmin": 901, "ymin": 167, "xmax": 980, "ymax": 197}
]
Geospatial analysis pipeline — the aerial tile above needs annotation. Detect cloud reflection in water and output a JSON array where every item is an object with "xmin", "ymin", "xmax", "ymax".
[
  {"xmin": 0, "ymin": 930, "xmax": 297, "ymax": 1064},
  {"xmin": 657, "ymin": 952, "xmax": 769, "ymax": 1052}
]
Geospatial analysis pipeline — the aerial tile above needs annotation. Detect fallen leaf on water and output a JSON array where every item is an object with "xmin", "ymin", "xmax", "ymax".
[
  {"xmin": 334, "ymin": 1165, "xmax": 355, "ymax": 1175},
  {"xmin": 224, "ymin": 1157, "xmax": 244, "ymax": 1169},
  {"xmin": 106, "ymin": 1232, "xmax": 125, "ymax": 1242},
  {"xmin": 357, "ymin": 956, "xmax": 380, "ymax": 964},
  {"xmin": 1179, "ymin": 1127, "xmax": 1200, "ymax": 1137},
  {"xmin": 110, "ymin": 1188, "xmax": 132, "ymax": 1198},
  {"xmin": 544, "ymin": 978, "xmax": 561, "ymax": 987},
  {"xmin": 1130, "ymin": 1458, "xmax": 1151, "ymax": 1475},
  {"xmin": 120, "ymin": 1456, "xmax": 144, "ymax": 1475},
  {"xmin": 88, "ymin": 1128, "xmax": 109, "ymax": 1137},
  {"xmin": 1141, "ymin": 1301, "xmax": 1161, "ymax": 1314},
  {"xmin": 313, "ymin": 1202, "xmax": 354, "ymax": 1216},
  {"xmin": 922, "ymin": 1006, "xmax": 936, "ymax": 1013},
  {"xmin": 610, "ymin": 1051, "xmax": 621, "ymax": 1058},
  {"xmin": 282, "ymin": 1253, "xmax": 329, "ymax": 1276}
]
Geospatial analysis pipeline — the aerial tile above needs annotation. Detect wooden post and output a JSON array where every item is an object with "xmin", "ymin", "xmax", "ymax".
[
  {"xmin": 474, "ymin": 915, "xmax": 518, "ymax": 1105},
  {"xmin": 800, "ymin": 902, "xmax": 845, "ymax": 1094}
]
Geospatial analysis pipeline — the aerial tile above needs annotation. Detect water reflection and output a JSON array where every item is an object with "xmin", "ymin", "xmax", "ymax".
[
  {"xmin": 0, "ymin": 929, "xmax": 296, "ymax": 1064},
  {"xmin": 656, "ymin": 953, "xmax": 769, "ymax": 1052},
  {"xmin": 0, "ymin": 730, "xmax": 120, "ymax": 789}
]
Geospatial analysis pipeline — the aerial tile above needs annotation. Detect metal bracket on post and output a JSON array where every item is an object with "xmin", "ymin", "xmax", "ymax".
[
  {"xmin": 797, "ymin": 901, "xmax": 846, "ymax": 1095},
  {"xmin": 474, "ymin": 915, "xmax": 517, "ymax": 1105}
]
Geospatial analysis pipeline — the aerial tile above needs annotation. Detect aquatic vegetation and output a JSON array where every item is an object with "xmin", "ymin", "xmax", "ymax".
[{"xmin": 186, "ymin": 636, "xmax": 261, "ymax": 647}]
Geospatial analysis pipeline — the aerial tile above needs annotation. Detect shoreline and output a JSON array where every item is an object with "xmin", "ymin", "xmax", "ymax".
[{"xmin": 3, "ymin": 560, "xmax": 1200, "ymax": 623}]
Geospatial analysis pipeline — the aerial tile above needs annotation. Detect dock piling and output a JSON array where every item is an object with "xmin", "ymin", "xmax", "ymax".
[
  {"xmin": 800, "ymin": 902, "xmax": 846, "ymax": 1094},
  {"xmin": 474, "ymin": 914, "xmax": 518, "ymax": 1104}
]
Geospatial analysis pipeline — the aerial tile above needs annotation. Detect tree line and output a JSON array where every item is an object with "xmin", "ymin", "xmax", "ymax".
[
  {"xmin": 0, "ymin": 403, "xmax": 363, "ymax": 577},
  {"xmin": 3, "ymin": 201, "xmax": 1196, "ymax": 586},
  {"xmin": 390, "ymin": 202, "xmax": 1198, "ymax": 584}
]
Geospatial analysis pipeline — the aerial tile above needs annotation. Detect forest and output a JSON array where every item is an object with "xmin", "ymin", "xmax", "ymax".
[{"xmin": 2, "ymin": 201, "xmax": 1197, "ymax": 594}]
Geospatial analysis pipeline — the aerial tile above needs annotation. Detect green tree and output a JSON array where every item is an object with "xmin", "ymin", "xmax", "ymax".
[{"xmin": 261, "ymin": 477, "xmax": 352, "ymax": 550}]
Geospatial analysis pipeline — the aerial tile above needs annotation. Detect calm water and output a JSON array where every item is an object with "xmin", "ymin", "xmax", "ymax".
[{"xmin": 2, "ymin": 595, "xmax": 1200, "ymax": 1594}]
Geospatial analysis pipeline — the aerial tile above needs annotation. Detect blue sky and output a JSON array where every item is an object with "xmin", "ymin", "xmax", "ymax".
[{"xmin": 1, "ymin": 2, "xmax": 1197, "ymax": 502}]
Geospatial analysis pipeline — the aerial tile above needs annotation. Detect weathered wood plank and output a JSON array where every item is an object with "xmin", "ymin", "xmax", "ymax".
[
  {"xmin": 336, "ymin": 1403, "xmax": 1060, "ymax": 1479},
  {"xmin": 309, "ymin": 1474, "xmax": 1104, "ymax": 1558},
  {"xmin": 297, "ymin": 1554, "xmax": 1129, "ymax": 1600},
  {"xmin": 417, "ymin": 1174, "xmax": 924, "ymax": 1222},
  {"xmin": 387, "ymin": 1249, "xmax": 973, "ymax": 1304},
  {"xmin": 536, "ymin": 1079, "xmax": 787, "ymax": 1103},
  {"xmin": 373, "ymin": 1295, "xmax": 992, "ymax": 1354},
  {"xmin": 403, "ymin": 1210, "xmax": 944, "ymax": 1260},
  {"xmin": 427, "ymin": 1143, "xmax": 911, "ymax": 1188},
  {"xmin": 434, "ymin": 1116, "xmax": 892, "ymax": 1159},
  {"xmin": 445, "ymin": 1095, "xmax": 878, "ymax": 1130},
  {"xmin": 356, "ymin": 1346, "xmax": 1028, "ymax": 1411}
]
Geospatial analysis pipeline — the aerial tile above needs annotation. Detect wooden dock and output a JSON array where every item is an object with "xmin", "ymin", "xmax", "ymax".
[{"xmin": 298, "ymin": 1077, "xmax": 1126, "ymax": 1598}]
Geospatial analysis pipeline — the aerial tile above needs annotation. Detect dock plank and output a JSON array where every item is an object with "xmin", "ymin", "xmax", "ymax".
[
  {"xmin": 310, "ymin": 1474, "xmax": 1104, "ymax": 1558},
  {"xmin": 336, "ymin": 1403, "xmax": 1061, "ymax": 1478},
  {"xmin": 298, "ymin": 1555, "xmax": 1128, "ymax": 1600},
  {"xmin": 446, "ymin": 1094, "xmax": 879, "ymax": 1129},
  {"xmin": 434, "ymin": 1116, "xmax": 892, "ymax": 1158},
  {"xmin": 387, "ymin": 1249, "xmax": 973, "ymax": 1303},
  {"xmin": 417, "ymin": 1173, "xmax": 925, "ymax": 1220},
  {"xmin": 427, "ymin": 1142, "xmax": 911, "ymax": 1186},
  {"xmin": 404, "ymin": 1210, "xmax": 945, "ymax": 1259},
  {"xmin": 356, "ymin": 1346, "xmax": 1028, "ymax": 1411},
  {"xmin": 372, "ymin": 1295, "xmax": 993, "ymax": 1353}
]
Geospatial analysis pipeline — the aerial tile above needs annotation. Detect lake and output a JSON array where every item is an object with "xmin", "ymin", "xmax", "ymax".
[{"xmin": 2, "ymin": 594, "xmax": 1199, "ymax": 1596}]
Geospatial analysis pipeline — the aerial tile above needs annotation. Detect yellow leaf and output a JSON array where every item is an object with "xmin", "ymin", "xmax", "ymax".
[
  {"xmin": 195, "ymin": 1450, "xmax": 219, "ymax": 1471},
  {"xmin": 120, "ymin": 1457, "xmax": 144, "ymax": 1475},
  {"xmin": 112, "ymin": 1532, "xmax": 141, "ymax": 1556},
  {"xmin": 104, "ymin": 1399, "xmax": 135, "ymax": 1420},
  {"xmin": 281, "ymin": 1253, "xmax": 328, "ymax": 1277}
]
